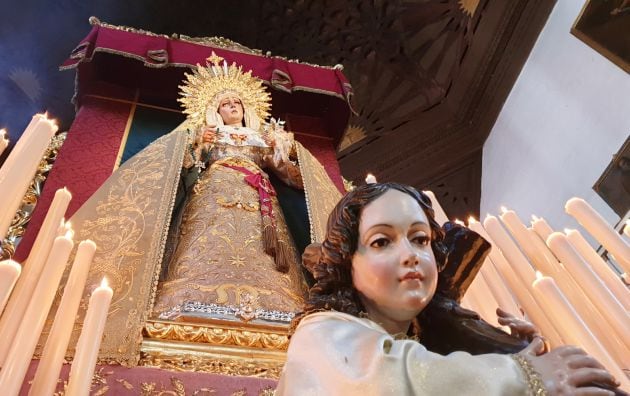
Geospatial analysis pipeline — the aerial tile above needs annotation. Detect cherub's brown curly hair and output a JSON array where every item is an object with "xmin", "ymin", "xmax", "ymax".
[{"xmin": 299, "ymin": 182, "xmax": 447, "ymax": 325}]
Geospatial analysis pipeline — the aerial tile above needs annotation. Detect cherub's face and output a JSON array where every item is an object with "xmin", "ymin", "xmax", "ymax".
[
  {"xmin": 218, "ymin": 96, "xmax": 244, "ymax": 126},
  {"xmin": 352, "ymin": 190, "xmax": 438, "ymax": 328}
]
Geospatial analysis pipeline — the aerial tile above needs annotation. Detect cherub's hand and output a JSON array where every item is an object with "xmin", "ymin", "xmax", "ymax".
[
  {"xmin": 497, "ymin": 307, "xmax": 539, "ymax": 342},
  {"xmin": 520, "ymin": 340, "xmax": 621, "ymax": 395}
]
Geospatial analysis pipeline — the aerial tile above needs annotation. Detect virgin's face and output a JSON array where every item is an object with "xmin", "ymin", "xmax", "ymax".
[
  {"xmin": 352, "ymin": 189, "xmax": 438, "ymax": 330},
  {"xmin": 218, "ymin": 96, "xmax": 244, "ymax": 126}
]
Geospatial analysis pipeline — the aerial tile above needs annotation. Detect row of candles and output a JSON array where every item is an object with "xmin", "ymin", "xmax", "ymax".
[
  {"xmin": 2, "ymin": 117, "xmax": 628, "ymax": 392},
  {"xmin": 0, "ymin": 114, "xmax": 113, "ymax": 395},
  {"xmin": 423, "ymin": 191, "xmax": 630, "ymax": 390}
]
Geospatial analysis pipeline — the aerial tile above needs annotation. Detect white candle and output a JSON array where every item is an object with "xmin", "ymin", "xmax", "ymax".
[
  {"xmin": 460, "ymin": 292, "xmax": 476, "ymax": 311},
  {"xmin": 0, "ymin": 188, "xmax": 72, "ymax": 365},
  {"xmin": 0, "ymin": 114, "xmax": 58, "ymax": 240},
  {"xmin": 529, "ymin": 228, "xmax": 630, "ymax": 368},
  {"xmin": 465, "ymin": 269, "xmax": 501, "ymax": 327},
  {"xmin": 483, "ymin": 215, "xmax": 536, "ymax": 285},
  {"xmin": 0, "ymin": 116, "xmax": 39, "ymax": 173},
  {"xmin": 0, "ymin": 232, "xmax": 74, "ymax": 396},
  {"xmin": 29, "ymin": 240, "xmax": 97, "ymax": 396},
  {"xmin": 530, "ymin": 215, "xmax": 554, "ymax": 241},
  {"xmin": 423, "ymin": 190, "xmax": 449, "ymax": 226},
  {"xmin": 500, "ymin": 208, "xmax": 550, "ymax": 272},
  {"xmin": 480, "ymin": 257, "xmax": 522, "ymax": 318},
  {"xmin": 546, "ymin": 233, "xmax": 630, "ymax": 349},
  {"xmin": 65, "ymin": 278, "xmax": 113, "ymax": 396},
  {"xmin": 565, "ymin": 228, "xmax": 630, "ymax": 311},
  {"xmin": 0, "ymin": 260, "xmax": 21, "ymax": 315},
  {"xmin": 364, "ymin": 173, "xmax": 377, "ymax": 184},
  {"xmin": 468, "ymin": 218, "xmax": 521, "ymax": 317},
  {"xmin": 532, "ymin": 273, "xmax": 629, "ymax": 391},
  {"xmin": 0, "ymin": 128, "xmax": 8, "ymax": 157},
  {"xmin": 474, "ymin": 217, "xmax": 564, "ymax": 346},
  {"xmin": 565, "ymin": 197, "xmax": 630, "ymax": 273}
]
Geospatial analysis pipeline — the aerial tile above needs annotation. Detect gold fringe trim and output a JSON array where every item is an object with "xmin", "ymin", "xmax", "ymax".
[{"xmin": 511, "ymin": 355, "xmax": 548, "ymax": 396}]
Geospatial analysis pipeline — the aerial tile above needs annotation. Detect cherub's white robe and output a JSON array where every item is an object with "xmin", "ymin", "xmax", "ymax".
[{"xmin": 277, "ymin": 311, "xmax": 528, "ymax": 396}]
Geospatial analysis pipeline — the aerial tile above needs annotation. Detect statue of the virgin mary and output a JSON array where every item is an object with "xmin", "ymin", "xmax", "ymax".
[
  {"xmin": 153, "ymin": 52, "xmax": 313, "ymax": 321},
  {"xmin": 39, "ymin": 52, "xmax": 343, "ymax": 366}
]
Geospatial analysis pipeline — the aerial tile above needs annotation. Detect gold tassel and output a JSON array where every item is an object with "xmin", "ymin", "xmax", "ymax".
[
  {"xmin": 261, "ymin": 215, "xmax": 291, "ymax": 273},
  {"xmin": 274, "ymin": 239, "xmax": 291, "ymax": 273},
  {"xmin": 262, "ymin": 216, "xmax": 277, "ymax": 256}
]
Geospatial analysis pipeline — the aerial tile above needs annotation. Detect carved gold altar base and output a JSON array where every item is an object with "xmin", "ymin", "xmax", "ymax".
[{"xmin": 140, "ymin": 319, "xmax": 289, "ymax": 379}]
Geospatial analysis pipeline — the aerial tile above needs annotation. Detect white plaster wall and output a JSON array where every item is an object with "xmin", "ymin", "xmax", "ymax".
[{"xmin": 481, "ymin": 0, "xmax": 630, "ymax": 239}]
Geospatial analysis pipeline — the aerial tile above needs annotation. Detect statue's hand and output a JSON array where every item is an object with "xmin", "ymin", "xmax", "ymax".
[
  {"xmin": 497, "ymin": 307, "xmax": 539, "ymax": 342},
  {"xmin": 520, "ymin": 340, "xmax": 620, "ymax": 395},
  {"xmin": 262, "ymin": 131, "xmax": 275, "ymax": 148},
  {"xmin": 201, "ymin": 124, "xmax": 218, "ymax": 143}
]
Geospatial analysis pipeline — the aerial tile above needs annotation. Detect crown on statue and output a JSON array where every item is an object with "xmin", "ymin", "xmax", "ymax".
[{"xmin": 178, "ymin": 51, "xmax": 272, "ymax": 129}]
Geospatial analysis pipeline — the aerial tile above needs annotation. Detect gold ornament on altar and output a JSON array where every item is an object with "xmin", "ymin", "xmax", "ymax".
[{"xmin": 178, "ymin": 51, "xmax": 271, "ymax": 130}]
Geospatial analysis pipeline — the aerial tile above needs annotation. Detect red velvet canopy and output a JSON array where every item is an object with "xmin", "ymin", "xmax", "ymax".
[{"xmin": 61, "ymin": 18, "xmax": 353, "ymax": 144}]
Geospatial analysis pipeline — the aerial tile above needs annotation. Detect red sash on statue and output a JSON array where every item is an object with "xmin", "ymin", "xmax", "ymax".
[{"xmin": 220, "ymin": 163, "xmax": 290, "ymax": 272}]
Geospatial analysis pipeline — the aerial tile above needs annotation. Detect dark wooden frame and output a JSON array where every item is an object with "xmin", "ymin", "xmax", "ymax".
[
  {"xmin": 571, "ymin": 0, "xmax": 630, "ymax": 73},
  {"xmin": 593, "ymin": 136, "xmax": 630, "ymax": 217}
]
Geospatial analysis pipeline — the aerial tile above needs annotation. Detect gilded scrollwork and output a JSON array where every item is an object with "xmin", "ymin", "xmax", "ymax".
[
  {"xmin": 35, "ymin": 130, "xmax": 189, "ymax": 366},
  {"xmin": 139, "ymin": 352, "xmax": 284, "ymax": 379},
  {"xmin": 296, "ymin": 142, "xmax": 343, "ymax": 243},
  {"xmin": 1, "ymin": 132, "xmax": 67, "ymax": 260},
  {"xmin": 143, "ymin": 320, "xmax": 289, "ymax": 351}
]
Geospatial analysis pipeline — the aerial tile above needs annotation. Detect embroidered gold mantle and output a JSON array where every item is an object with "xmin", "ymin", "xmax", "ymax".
[
  {"xmin": 36, "ymin": 124, "xmax": 342, "ymax": 366},
  {"xmin": 153, "ymin": 152, "xmax": 305, "ymax": 317}
]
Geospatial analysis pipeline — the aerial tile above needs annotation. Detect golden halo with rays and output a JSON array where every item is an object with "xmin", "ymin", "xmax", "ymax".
[
  {"xmin": 178, "ymin": 51, "xmax": 271, "ymax": 129},
  {"xmin": 458, "ymin": 0, "xmax": 480, "ymax": 16}
]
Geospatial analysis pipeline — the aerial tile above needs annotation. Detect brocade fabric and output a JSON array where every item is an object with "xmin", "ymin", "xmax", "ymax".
[{"xmin": 153, "ymin": 142, "xmax": 306, "ymax": 315}]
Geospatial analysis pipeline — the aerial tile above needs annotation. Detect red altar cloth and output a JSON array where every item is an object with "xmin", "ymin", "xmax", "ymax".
[{"xmin": 21, "ymin": 360, "xmax": 277, "ymax": 395}]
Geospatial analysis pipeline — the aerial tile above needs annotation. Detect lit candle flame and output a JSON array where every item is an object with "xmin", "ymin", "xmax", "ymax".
[
  {"xmin": 535, "ymin": 270, "xmax": 544, "ymax": 280},
  {"xmin": 38, "ymin": 112, "xmax": 58, "ymax": 129},
  {"xmin": 531, "ymin": 214, "xmax": 540, "ymax": 221},
  {"xmin": 564, "ymin": 228, "xmax": 575, "ymax": 234},
  {"xmin": 64, "ymin": 229, "xmax": 74, "ymax": 240},
  {"xmin": 365, "ymin": 173, "xmax": 377, "ymax": 184},
  {"xmin": 0, "ymin": 128, "xmax": 6, "ymax": 138},
  {"xmin": 100, "ymin": 277, "xmax": 109, "ymax": 288},
  {"xmin": 500, "ymin": 206, "xmax": 508, "ymax": 214},
  {"xmin": 454, "ymin": 219, "xmax": 465, "ymax": 226},
  {"xmin": 468, "ymin": 216, "xmax": 477, "ymax": 224}
]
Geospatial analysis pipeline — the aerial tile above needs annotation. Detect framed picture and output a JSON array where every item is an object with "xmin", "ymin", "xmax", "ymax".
[
  {"xmin": 571, "ymin": 0, "xmax": 630, "ymax": 73},
  {"xmin": 593, "ymin": 136, "xmax": 630, "ymax": 218}
]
